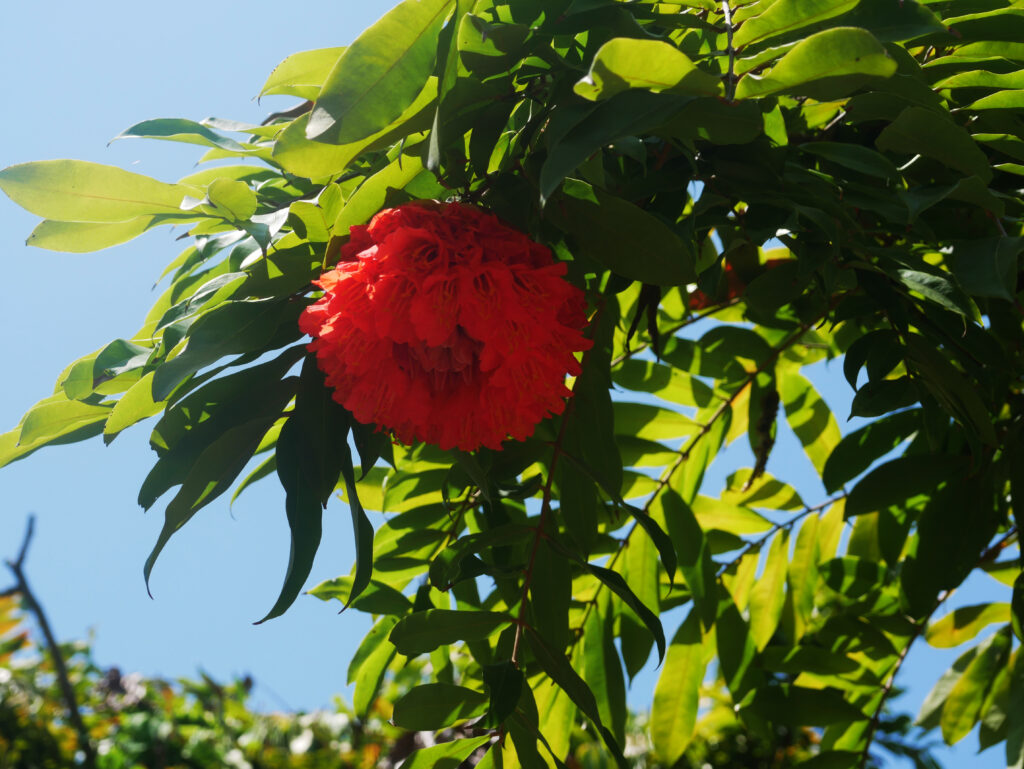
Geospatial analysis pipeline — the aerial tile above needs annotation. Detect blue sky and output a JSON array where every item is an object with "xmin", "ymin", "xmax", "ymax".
[{"xmin": 0, "ymin": 3, "xmax": 1006, "ymax": 766}]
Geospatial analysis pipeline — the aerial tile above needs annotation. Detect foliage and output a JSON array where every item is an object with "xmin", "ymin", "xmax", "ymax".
[
  {"xmin": 2, "ymin": 0, "xmax": 1024, "ymax": 767},
  {"xmin": 0, "ymin": 594, "xmax": 939, "ymax": 768}
]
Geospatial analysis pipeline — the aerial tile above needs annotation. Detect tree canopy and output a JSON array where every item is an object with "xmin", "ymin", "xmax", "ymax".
[{"xmin": 1, "ymin": 0, "xmax": 1023, "ymax": 767}]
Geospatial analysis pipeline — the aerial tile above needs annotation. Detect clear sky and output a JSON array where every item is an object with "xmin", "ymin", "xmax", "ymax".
[{"xmin": 0, "ymin": 3, "xmax": 1005, "ymax": 767}]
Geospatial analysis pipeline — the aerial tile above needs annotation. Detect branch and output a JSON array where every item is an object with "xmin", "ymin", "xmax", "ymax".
[
  {"xmin": 4, "ymin": 516, "xmax": 96, "ymax": 769},
  {"xmin": 722, "ymin": 0, "xmax": 737, "ymax": 102},
  {"xmin": 569, "ymin": 318, "xmax": 823, "ymax": 651},
  {"xmin": 857, "ymin": 525, "xmax": 1018, "ymax": 767}
]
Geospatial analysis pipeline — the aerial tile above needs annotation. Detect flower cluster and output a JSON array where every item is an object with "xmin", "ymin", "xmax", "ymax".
[{"xmin": 299, "ymin": 201, "xmax": 591, "ymax": 451}]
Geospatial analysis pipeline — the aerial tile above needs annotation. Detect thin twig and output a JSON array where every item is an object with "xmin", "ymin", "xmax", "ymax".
[
  {"xmin": 4, "ymin": 516, "xmax": 96, "ymax": 769},
  {"xmin": 609, "ymin": 299, "xmax": 741, "ymax": 368}
]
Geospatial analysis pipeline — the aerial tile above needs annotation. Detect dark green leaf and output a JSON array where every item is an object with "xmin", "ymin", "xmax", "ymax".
[
  {"xmin": 389, "ymin": 609, "xmax": 510, "ymax": 656},
  {"xmin": 392, "ymin": 683, "xmax": 488, "ymax": 730}
]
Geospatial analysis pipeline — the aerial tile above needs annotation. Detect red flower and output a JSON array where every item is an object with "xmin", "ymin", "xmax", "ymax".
[{"xmin": 299, "ymin": 201, "xmax": 592, "ymax": 451}]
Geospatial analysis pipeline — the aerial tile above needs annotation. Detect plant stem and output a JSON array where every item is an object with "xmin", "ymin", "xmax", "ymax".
[{"xmin": 4, "ymin": 516, "xmax": 96, "ymax": 769}]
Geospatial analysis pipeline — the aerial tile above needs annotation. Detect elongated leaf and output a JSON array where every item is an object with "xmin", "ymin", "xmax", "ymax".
[
  {"xmin": 927, "ymin": 603, "xmax": 1011, "ymax": 648},
  {"xmin": 737, "ymin": 27, "xmax": 896, "ymax": 100},
  {"xmin": 660, "ymin": 490, "xmax": 717, "ymax": 628},
  {"xmin": 734, "ymin": 0, "xmax": 860, "ymax": 48},
  {"xmin": 822, "ymin": 409, "xmax": 920, "ymax": 493},
  {"xmin": 748, "ymin": 530, "xmax": 790, "ymax": 650},
  {"xmin": 585, "ymin": 563, "xmax": 666, "ymax": 662},
  {"xmin": 650, "ymin": 610, "xmax": 706, "ymax": 765},
  {"xmin": 400, "ymin": 736, "xmax": 492, "ymax": 769},
  {"xmin": 876, "ymin": 107, "xmax": 993, "ymax": 183},
  {"xmin": 0, "ymin": 160, "xmax": 199, "ymax": 221},
  {"xmin": 27, "ymin": 216, "xmax": 177, "ymax": 252},
  {"xmin": 582, "ymin": 594, "xmax": 627, "ymax": 744},
  {"xmin": 256, "ymin": 356, "xmax": 356, "ymax": 623},
  {"xmin": 389, "ymin": 609, "xmax": 510, "ymax": 656},
  {"xmin": 392, "ymin": 683, "xmax": 488, "ymax": 730},
  {"xmin": 942, "ymin": 626, "xmax": 1013, "ymax": 744},
  {"xmin": 307, "ymin": 0, "xmax": 452, "ymax": 143},
  {"xmin": 846, "ymin": 453, "xmax": 964, "ymax": 517},
  {"xmin": 556, "ymin": 179, "xmax": 695, "ymax": 285},
  {"xmin": 152, "ymin": 299, "xmax": 302, "ymax": 402},
  {"xmin": 779, "ymin": 371, "xmax": 841, "ymax": 475},
  {"xmin": 574, "ymin": 38, "xmax": 722, "ymax": 101},
  {"xmin": 113, "ymin": 118, "xmax": 251, "ymax": 152}
]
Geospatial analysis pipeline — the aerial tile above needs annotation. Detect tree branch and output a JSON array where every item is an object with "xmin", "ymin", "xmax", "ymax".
[{"xmin": 4, "ymin": 516, "xmax": 96, "ymax": 769}]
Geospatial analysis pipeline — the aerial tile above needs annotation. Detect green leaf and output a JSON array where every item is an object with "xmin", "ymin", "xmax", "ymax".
[
  {"xmin": 849, "ymin": 376, "xmax": 917, "ymax": 418},
  {"xmin": 256, "ymin": 356, "xmax": 356, "ymax": 623},
  {"xmin": 1009, "ymin": 650, "xmax": 1024, "ymax": 769},
  {"xmin": 942, "ymin": 626, "xmax": 1013, "ymax": 745},
  {"xmin": 821, "ymin": 557, "xmax": 887, "ymax": 599},
  {"xmin": 947, "ymin": 237, "xmax": 1023, "ymax": 302},
  {"xmin": 104, "ymin": 372, "xmax": 164, "ymax": 440},
  {"xmin": 876, "ymin": 107, "xmax": 993, "ymax": 183},
  {"xmin": 746, "ymin": 685, "xmax": 866, "ymax": 726},
  {"xmin": 204, "ymin": 179, "xmax": 257, "ymax": 222},
  {"xmin": 822, "ymin": 409, "xmax": 920, "ymax": 493},
  {"xmin": 691, "ymin": 495, "xmax": 774, "ymax": 534},
  {"xmin": 926, "ymin": 603, "xmax": 1012, "ymax": 648},
  {"xmin": 260, "ymin": 47, "xmax": 346, "ymax": 99},
  {"xmin": 331, "ymin": 151, "xmax": 426, "ymax": 236},
  {"xmin": 399, "ymin": 736, "xmax": 492, "ymax": 769},
  {"xmin": 151, "ymin": 299, "xmax": 302, "ymax": 402},
  {"xmin": 788, "ymin": 514, "xmax": 820, "ymax": 639},
  {"xmin": 113, "ymin": 118, "xmax": 251, "ymax": 152},
  {"xmin": 778, "ymin": 370, "xmax": 841, "ymax": 475},
  {"xmin": 556, "ymin": 179, "xmax": 696, "ymax": 285},
  {"xmin": 1014, "ymin": 572, "xmax": 1024, "ymax": 643},
  {"xmin": 0, "ymin": 159, "xmax": 199, "ymax": 222},
  {"xmin": 0, "ymin": 395, "xmax": 109, "ymax": 469},
  {"xmin": 27, "ymin": 216, "xmax": 168, "ymax": 252},
  {"xmin": 392, "ymin": 683, "xmax": 488, "ymax": 730},
  {"xmin": 660, "ymin": 490, "xmax": 717, "ymax": 628},
  {"xmin": 736, "ymin": 27, "xmax": 896, "ymax": 100},
  {"xmin": 531, "ymin": 540, "xmax": 573, "ymax": 651},
  {"xmin": 481, "ymin": 662, "xmax": 524, "ymax": 728},
  {"xmin": 613, "ymin": 402, "xmax": 699, "ymax": 441},
  {"xmin": 970, "ymin": 89, "xmax": 1024, "ymax": 111},
  {"xmin": 612, "ymin": 360, "xmax": 714, "ymax": 408},
  {"xmin": 574, "ymin": 38, "xmax": 722, "ymax": 101},
  {"xmin": 650, "ymin": 609, "xmax": 707, "ymax": 765},
  {"xmin": 308, "ymin": 576, "xmax": 411, "ymax": 615},
  {"xmin": 585, "ymin": 563, "xmax": 666, "ymax": 662},
  {"xmin": 897, "ymin": 269, "xmax": 974, "ymax": 317},
  {"xmin": 582, "ymin": 595, "xmax": 627, "ymax": 745},
  {"xmin": 733, "ymin": 0, "xmax": 861, "ymax": 48},
  {"xmin": 800, "ymin": 141, "xmax": 899, "ymax": 179},
  {"xmin": 272, "ymin": 81, "xmax": 436, "ymax": 179},
  {"xmin": 307, "ymin": 0, "xmax": 452, "ymax": 143},
  {"xmin": 389, "ymin": 609, "xmax": 510, "ymax": 656},
  {"xmin": 748, "ymin": 530, "xmax": 790, "ymax": 650},
  {"xmin": 846, "ymin": 454, "xmax": 964, "ymax": 517},
  {"xmin": 721, "ymin": 471, "xmax": 805, "ymax": 511},
  {"xmin": 918, "ymin": 644, "xmax": 979, "ymax": 729}
]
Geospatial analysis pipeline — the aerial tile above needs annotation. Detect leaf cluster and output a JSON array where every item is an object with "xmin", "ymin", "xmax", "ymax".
[{"xmin": 2, "ymin": 0, "xmax": 1024, "ymax": 767}]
